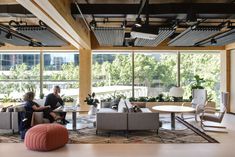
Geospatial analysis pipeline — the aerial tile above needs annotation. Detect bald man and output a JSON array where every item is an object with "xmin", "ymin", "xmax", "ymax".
[{"xmin": 44, "ymin": 86, "xmax": 69, "ymax": 124}]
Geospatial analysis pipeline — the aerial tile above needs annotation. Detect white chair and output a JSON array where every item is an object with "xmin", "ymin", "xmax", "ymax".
[
  {"xmin": 181, "ymin": 89, "xmax": 207, "ymax": 122},
  {"xmin": 200, "ymin": 92, "xmax": 228, "ymax": 133}
]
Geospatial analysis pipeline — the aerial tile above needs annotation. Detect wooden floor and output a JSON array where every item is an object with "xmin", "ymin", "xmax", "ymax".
[{"xmin": 0, "ymin": 114, "xmax": 235, "ymax": 157}]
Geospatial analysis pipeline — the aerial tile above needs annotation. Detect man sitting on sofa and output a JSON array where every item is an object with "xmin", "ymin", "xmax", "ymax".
[{"xmin": 44, "ymin": 86, "xmax": 69, "ymax": 125}]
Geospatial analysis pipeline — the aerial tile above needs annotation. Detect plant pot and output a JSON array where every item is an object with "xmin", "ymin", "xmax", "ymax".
[{"xmin": 88, "ymin": 105, "xmax": 97, "ymax": 115}]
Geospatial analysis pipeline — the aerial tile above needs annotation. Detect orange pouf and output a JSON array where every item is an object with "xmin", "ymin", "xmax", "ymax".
[{"xmin": 24, "ymin": 124, "xmax": 68, "ymax": 151}]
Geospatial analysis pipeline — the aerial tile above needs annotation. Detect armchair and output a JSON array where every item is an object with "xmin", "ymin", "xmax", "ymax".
[
  {"xmin": 181, "ymin": 89, "xmax": 207, "ymax": 122},
  {"xmin": 199, "ymin": 92, "xmax": 228, "ymax": 133}
]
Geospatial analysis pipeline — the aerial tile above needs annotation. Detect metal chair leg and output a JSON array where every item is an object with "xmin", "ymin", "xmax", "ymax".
[{"xmin": 201, "ymin": 121, "xmax": 228, "ymax": 133}]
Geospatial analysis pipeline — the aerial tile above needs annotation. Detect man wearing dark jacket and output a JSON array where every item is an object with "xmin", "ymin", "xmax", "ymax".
[{"xmin": 44, "ymin": 86, "xmax": 69, "ymax": 124}]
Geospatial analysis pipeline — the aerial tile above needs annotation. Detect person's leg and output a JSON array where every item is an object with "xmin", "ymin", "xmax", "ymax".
[
  {"xmin": 43, "ymin": 108, "xmax": 61, "ymax": 122},
  {"xmin": 50, "ymin": 112, "xmax": 62, "ymax": 120},
  {"xmin": 60, "ymin": 112, "xmax": 69, "ymax": 123}
]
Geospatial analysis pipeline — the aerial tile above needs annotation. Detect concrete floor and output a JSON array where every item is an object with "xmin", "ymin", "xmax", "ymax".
[{"xmin": 0, "ymin": 113, "xmax": 235, "ymax": 157}]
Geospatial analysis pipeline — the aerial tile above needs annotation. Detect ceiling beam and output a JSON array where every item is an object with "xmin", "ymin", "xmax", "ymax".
[
  {"xmin": 16, "ymin": 0, "xmax": 91, "ymax": 50},
  {"xmin": 71, "ymin": 3, "xmax": 235, "ymax": 15},
  {"xmin": 34, "ymin": 0, "xmax": 90, "ymax": 49},
  {"xmin": 16, "ymin": 0, "xmax": 81, "ymax": 49}
]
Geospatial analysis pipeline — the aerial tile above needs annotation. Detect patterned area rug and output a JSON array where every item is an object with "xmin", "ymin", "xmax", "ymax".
[{"xmin": 0, "ymin": 115, "xmax": 217, "ymax": 144}]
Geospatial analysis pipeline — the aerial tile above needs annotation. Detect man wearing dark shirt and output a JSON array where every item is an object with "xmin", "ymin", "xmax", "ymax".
[{"xmin": 44, "ymin": 86, "xmax": 69, "ymax": 124}]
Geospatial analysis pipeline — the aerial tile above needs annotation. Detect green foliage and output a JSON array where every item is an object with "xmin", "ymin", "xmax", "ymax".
[
  {"xmin": 40, "ymin": 93, "xmax": 44, "ymax": 99},
  {"xmin": 0, "ymin": 62, "xmax": 80, "ymax": 98},
  {"xmin": 0, "ymin": 63, "xmax": 38, "ymax": 95},
  {"xmin": 84, "ymin": 92, "xmax": 99, "ymax": 107},
  {"xmin": 49, "ymin": 62, "xmax": 79, "ymax": 88},
  {"xmin": 156, "ymin": 94, "xmax": 165, "ymax": 102},
  {"xmin": 191, "ymin": 75, "xmax": 205, "ymax": 90},
  {"xmin": 62, "ymin": 96, "xmax": 74, "ymax": 102}
]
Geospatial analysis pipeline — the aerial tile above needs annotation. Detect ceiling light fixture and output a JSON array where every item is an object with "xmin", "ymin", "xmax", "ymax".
[
  {"xmin": 135, "ymin": 17, "xmax": 142, "ymax": 27},
  {"xmin": 191, "ymin": 24, "xmax": 197, "ymax": 30},
  {"xmin": 211, "ymin": 38, "xmax": 217, "ymax": 46},
  {"xmin": 39, "ymin": 20, "xmax": 47, "ymax": 29},
  {"xmin": 227, "ymin": 21, "xmax": 232, "ymax": 28},
  {"xmin": 90, "ymin": 19, "xmax": 97, "ymax": 29},
  {"xmin": 186, "ymin": 9, "xmax": 197, "ymax": 26},
  {"xmin": 28, "ymin": 41, "xmax": 34, "ymax": 46},
  {"xmin": 122, "ymin": 20, "xmax": 127, "ymax": 28},
  {"xmin": 173, "ymin": 20, "xmax": 179, "ymax": 29},
  {"xmin": 5, "ymin": 32, "xmax": 12, "ymax": 40}
]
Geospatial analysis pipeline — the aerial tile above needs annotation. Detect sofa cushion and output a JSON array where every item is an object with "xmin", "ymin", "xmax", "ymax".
[
  {"xmin": 140, "ymin": 108, "xmax": 152, "ymax": 113},
  {"xmin": 24, "ymin": 124, "xmax": 68, "ymax": 151}
]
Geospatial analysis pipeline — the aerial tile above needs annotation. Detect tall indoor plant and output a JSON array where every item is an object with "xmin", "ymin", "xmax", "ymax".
[{"xmin": 84, "ymin": 92, "xmax": 99, "ymax": 115}]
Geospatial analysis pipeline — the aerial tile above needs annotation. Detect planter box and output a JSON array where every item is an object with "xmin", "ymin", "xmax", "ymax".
[
  {"xmin": 0, "ymin": 102, "xmax": 22, "ymax": 108},
  {"xmin": 131, "ymin": 101, "xmax": 216, "ymax": 112}
]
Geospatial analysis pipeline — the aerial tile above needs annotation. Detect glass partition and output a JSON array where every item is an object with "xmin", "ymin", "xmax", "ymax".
[
  {"xmin": 43, "ymin": 51, "xmax": 79, "ymax": 101},
  {"xmin": 134, "ymin": 52, "xmax": 177, "ymax": 97},
  {"xmin": 0, "ymin": 52, "xmax": 40, "ymax": 100},
  {"xmin": 92, "ymin": 52, "xmax": 132, "ymax": 100},
  {"xmin": 180, "ymin": 52, "xmax": 221, "ymax": 104}
]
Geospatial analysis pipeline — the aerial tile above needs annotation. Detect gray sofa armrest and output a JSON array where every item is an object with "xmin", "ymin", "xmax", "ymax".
[
  {"xmin": 128, "ymin": 112, "xmax": 159, "ymax": 130},
  {"xmin": 0, "ymin": 112, "xmax": 12, "ymax": 129},
  {"xmin": 96, "ymin": 112, "xmax": 128, "ymax": 130},
  {"xmin": 11, "ymin": 112, "xmax": 19, "ymax": 130}
]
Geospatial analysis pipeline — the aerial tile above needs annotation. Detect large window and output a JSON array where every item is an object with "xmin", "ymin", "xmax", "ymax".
[
  {"xmin": 43, "ymin": 51, "xmax": 79, "ymax": 99},
  {"xmin": 134, "ymin": 52, "xmax": 177, "ymax": 97},
  {"xmin": 0, "ymin": 52, "xmax": 40, "ymax": 99},
  {"xmin": 92, "ymin": 51, "xmax": 221, "ymax": 106},
  {"xmin": 180, "ymin": 52, "xmax": 221, "ymax": 104},
  {"xmin": 92, "ymin": 52, "xmax": 132, "ymax": 99}
]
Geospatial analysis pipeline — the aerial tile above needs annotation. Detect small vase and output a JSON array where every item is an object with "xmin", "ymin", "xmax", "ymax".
[{"xmin": 88, "ymin": 105, "xmax": 97, "ymax": 115}]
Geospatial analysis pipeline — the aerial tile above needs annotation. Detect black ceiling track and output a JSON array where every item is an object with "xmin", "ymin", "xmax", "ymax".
[
  {"xmin": 0, "ymin": 4, "xmax": 34, "ymax": 17},
  {"xmin": 71, "ymin": 3, "xmax": 235, "ymax": 15}
]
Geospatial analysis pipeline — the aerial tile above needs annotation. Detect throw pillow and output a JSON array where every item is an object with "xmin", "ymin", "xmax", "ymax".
[
  {"xmin": 129, "ymin": 105, "xmax": 142, "ymax": 113},
  {"xmin": 110, "ymin": 97, "xmax": 121, "ymax": 110},
  {"xmin": 125, "ymin": 99, "xmax": 132, "ymax": 109},
  {"xmin": 118, "ymin": 99, "xmax": 127, "ymax": 113}
]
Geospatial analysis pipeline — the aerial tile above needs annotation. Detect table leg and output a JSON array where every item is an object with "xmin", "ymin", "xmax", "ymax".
[
  {"xmin": 72, "ymin": 112, "xmax": 77, "ymax": 130},
  {"xmin": 171, "ymin": 112, "xmax": 175, "ymax": 129}
]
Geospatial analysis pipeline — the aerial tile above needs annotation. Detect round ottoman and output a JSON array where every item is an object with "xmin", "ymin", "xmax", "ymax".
[{"xmin": 24, "ymin": 124, "xmax": 68, "ymax": 151}]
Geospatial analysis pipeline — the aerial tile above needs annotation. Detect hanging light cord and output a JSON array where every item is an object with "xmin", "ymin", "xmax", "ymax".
[{"xmin": 74, "ymin": 1, "xmax": 91, "ymax": 31}]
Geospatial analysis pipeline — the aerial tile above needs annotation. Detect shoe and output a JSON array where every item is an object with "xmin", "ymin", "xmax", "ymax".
[
  {"xmin": 56, "ymin": 119, "xmax": 63, "ymax": 124},
  {"xmin": 64, "ymin": 119, "xmax": 70, "ymax": 124}
]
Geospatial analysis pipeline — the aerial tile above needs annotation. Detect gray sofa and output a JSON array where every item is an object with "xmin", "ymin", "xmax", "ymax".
[
  {"xmin": 96, "ymin": 105, "xmax": 160, "ymax": 136},
  {"xmin": 0, "ymin": 105, "xmax": 19, "ymax": 132},
  {"xmin": 0, "ymin": 104, "xmax": 49, "ymax": 133}
]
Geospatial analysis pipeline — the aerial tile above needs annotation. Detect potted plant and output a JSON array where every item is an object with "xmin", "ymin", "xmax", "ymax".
[
  {"xmin": 191, "ymin": 75, "xmax": 205, "ymax": 90},
  {"xmin": 84, "ymin": 92, "xmax": 99, "ymax": 115}
]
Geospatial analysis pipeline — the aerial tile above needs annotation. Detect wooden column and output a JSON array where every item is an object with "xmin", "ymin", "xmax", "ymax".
[
  {"xmin": 226, "ymin": 50, "xmax": 231, "ymax": 112},
  {"xmin": 79, "ymin": 49, "xmax": 92, "ymax": 111}
]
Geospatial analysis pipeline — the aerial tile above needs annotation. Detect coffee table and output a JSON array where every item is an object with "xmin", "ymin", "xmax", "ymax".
[
  {"xmin": 152, "ymin": 105, "xmax": 195, "ymax": 130},
  {"xmin": 53, "ymin": 106, "xmax": 88, "ymax": 130}
]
